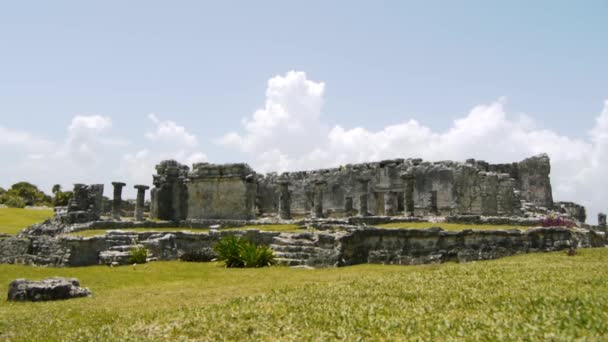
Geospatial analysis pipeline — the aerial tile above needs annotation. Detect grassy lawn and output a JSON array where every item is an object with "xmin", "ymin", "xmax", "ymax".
[
  {"xmin": 0, "ymin": 208, "xmax": 53, "ymax": 235},
  {"xmin": 0, "ymin": 249, "xmax": 606, "ymax": 340},
  {"xmin": 376, "ymin": 221, "xmax": 534, "ymax": 231},
  {"xmin": 69, "ymin": 224, "xmax": 302, "ymax": 237}
]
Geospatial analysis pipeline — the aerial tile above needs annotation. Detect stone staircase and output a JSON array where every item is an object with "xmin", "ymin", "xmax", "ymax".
[
  {"xmin": 98, "ymin": 232, "xmax": 155, "ymax": 265},
  {"xmin": 270, "ymin": 232, "xmax": 343, "ymax": 268}
]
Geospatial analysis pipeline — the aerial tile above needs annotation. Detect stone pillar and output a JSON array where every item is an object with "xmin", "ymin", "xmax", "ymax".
[
  {"xmin": 89, "ymin": 184, "xmax": 104, "ymax": 218},
  {"xmin": 134, "ymin": 185, "xmax": 150, "ymax": 221},
  {"xmin": 111, "ymin": 182, "xmax": 126, "ymax": 219},
  {"xmin": 278, "ymin": 181, "xmax": 291, "ymax": 220},
  {"xmin": 384, "ymin": 192, "xmax": 396, "ymax": 216},
  {"xmin": 598, "ymin": 212, "xmax": 607, "ymax": 232},
  {"xmin": 357, "ymin": 178, "xmax": 370, "ymax": 217},
  {"xmin": 313, "ymin": 180, "xmax": 326, "ymax": 218},
  {"xmin": 402, "ymin": 172, "xmax": 415, "ymax": 216}
]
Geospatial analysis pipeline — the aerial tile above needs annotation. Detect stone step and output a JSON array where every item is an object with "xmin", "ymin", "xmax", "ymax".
[
  {"xmin": 108, "ymin": 244, "xmax": 143, "ymax": 252},
  {"xmin": 269, "ymin": 244, "xmax": 319, "ymax": 253},
  {"xmin": 272, "ymin": 237, "xmax": 316, "ymax": 246},
  {"xmin": 274, "ymin": 251, "xmax": 312, "ymax": 260},
  {"xmin": 275, "ymin": 257, "xmax": 306, "ymax": 266}
]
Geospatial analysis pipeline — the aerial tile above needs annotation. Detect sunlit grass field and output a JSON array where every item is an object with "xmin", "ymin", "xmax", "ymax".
[
  {"xmin": 0, "ymin": 208, "xmax": 53, "ymax": 235},
  {"xmin": 0, "ymin": 249, "xmax": 606, "ymax": 341}
]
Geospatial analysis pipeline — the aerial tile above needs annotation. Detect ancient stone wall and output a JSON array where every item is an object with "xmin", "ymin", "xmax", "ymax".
[
  {"xmin": 150, "ymin": 160, "xmax": 189, "ymax": 221},
  {"xmin": 517, "ymin": 154, "xmax": 553, "ymax": 207},
  {"xmin": 256, "ymin": 155, "xmax": 549, "ymax": 218},
  {"xmin": 339, "ymin": 227, "xmax": 605, "ymax": 266},
  {"xmin": 1, "ymin": 226, "xmax": 604, "ymax": 267},
  {"xmin": 186, "ymin": 163, "xmax": 257, "ymax": 220}
]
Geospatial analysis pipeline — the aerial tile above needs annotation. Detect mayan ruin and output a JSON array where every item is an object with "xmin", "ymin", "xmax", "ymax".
[
  {"xmin": 0, "ymin": 153, "xmax": 604, "ymax": 270},
  {"xmin": 2, "ymin": 2, "xmax": 607, "ymax": 339}
]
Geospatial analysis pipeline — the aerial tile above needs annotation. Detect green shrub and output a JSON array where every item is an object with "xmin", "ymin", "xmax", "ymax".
[
  {"xmin": 1, "ymin": 195, "xmax": 26, "ymax": 208},
  {"xmin": 129, "ymin": 246, "xmax": 149, "ymax": 264},
  {"xmin": 213, "ymin": 235, "xmax": 275, "ymax": 268}
]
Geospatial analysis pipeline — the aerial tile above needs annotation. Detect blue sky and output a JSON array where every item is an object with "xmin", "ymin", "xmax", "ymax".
[{"xmin": 1, "ymin": 1, "xmax": 607, "ymax": 220}]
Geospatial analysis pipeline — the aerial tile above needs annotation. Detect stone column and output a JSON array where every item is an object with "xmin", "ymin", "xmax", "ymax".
[
  {"xmin": 402, "ymin": 172, "xmax": 415, "ymax": 217},
  {"xmin": 313, "ymin": 180, "xmax": 326, "ymax": 218},
  {"xmin": 111, "ymin": 182, "xmax": 126, "ymax": 219},
  {"xmin": 598, "ymin": 212, "xmax": 607, "ymax": 233},
  {"xmin": 384, "ymin": 192, "xmax": 396, "ymax": 216},
  {"xmin": 357, "ymin": 178, "xmax": 370, "ymax": 217},
  {"xmin": 278, "ymin": 181, "xmax": 291, "ymax": 220},
  {"xmin": 134, "ymin": 185, "xmax": 150, "ymax": 221}
]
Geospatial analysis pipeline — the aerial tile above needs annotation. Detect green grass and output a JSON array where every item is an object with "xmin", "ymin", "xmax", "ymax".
[
  {"xmin": 0, "ymin": 249, "xmax": 607, "ymax": 341},
  {"xmin": 376, "ymin": 221, "xmax": 534, "ymax": 231},
  {"xmin": 69, "ymin": 224, "xmax": 302, "ymax": 237},
  {"xmin": 0, "ymin": 208, "xmax": 53, "ymax": 235}
]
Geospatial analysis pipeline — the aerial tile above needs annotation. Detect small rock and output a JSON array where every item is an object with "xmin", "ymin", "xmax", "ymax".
[{"xmin": 7, "ymin": 277, "xmax": 91, "ymax": 302}]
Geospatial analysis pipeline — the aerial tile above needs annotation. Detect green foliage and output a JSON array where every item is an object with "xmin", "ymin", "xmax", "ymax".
[
  {"xmin": 128, "ymin": 246, "xmax": 149, "ymax": 264},
  {"xmin": 52, "ymin": 184, "xmax": 62, "ymax": 194},
  {"xmin": 52, "ymin": 190, "xmax": 73, "ymax": 207},
  {"xmin": 0, "ymin": 182, "xmax": 51, "ymax": 207},
  {"xmin": 0, "ymin": 208, "xmax": 54, "ymax": 235},
  {"xmin": 0, "ymin": 249, "xmax": 606, "ymax": 340},
  {"xmin": 213, "ymin": 235, "xmax": 276, "ymax": 268},
  {"xmin": 1, "ymin": 195, "xmax": 26, "ymax": 208},
  {"xmin": 214, "ymin": 235, "xmax": 244, "ymax": 267}
]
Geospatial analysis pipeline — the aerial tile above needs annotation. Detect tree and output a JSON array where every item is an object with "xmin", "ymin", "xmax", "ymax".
[
  {"xmin": 52, "ymin": 184, "xmax": 62, "ymax": 194},
  {"xmin": 5, "ymin": 182, "xmax": 51, "ymax": 206},
  {"xmin": 53, "ymin": 191, "xmax": 73, "ymax": 207}
]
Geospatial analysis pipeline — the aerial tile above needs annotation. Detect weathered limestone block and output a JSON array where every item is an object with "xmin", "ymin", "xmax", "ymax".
[
  {"xmin": 384, "ymin": 192, "xmax": 397, "ymax": 216},
  {"xmin": 555, "ymin": 201, "xmax": 587, "ymax": 223},
  {"xmin": 150, "ymin": 160, "xmax": 189, "ymax": 221},
  {"xmin": 111, "ymin": 182, "xmax": 126, "ymax": 219},
  {"xmin": 187, "ymin": 163, "xmax": 256, "ymax": 220},
  {"xmin": 278, "ymin": 180, "xmax": 291, "ymax": 220},
  {"xmin": 518, "ymin": 154, "xmax": 553, "ymax": 207},
  {"xmin": 313, "ymin": 180, "xmax": 327, "ymax": 218},
  {"xmin": 134, "ymin": 185, "xmax": 150, "ymax": 221},
  {"xmin": 401, "ymin": 172, "xmax": 415, "ymax": 216},
  {"xmin": 357, "ymin": 178, "xmax": 370, "ymax": 217},
  {"xmin": 7, "ymin": 277, "xmax": 91, "ymax": 302}
]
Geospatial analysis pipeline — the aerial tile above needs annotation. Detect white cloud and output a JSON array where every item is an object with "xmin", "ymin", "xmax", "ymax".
[
  {"xmin": 221, "ymin": 71, "xmax": 608, "ymax": 223},
  {"xmin": 220, "ymin": 71, "xmax": 327, "ymax": 156},
  {"xmin": 146, "ymin": 113, "xmax": 198, "ymax": 147},
  {"xmin": 0, "ymin": 126, "xmax": 55, "ymax": 152}
]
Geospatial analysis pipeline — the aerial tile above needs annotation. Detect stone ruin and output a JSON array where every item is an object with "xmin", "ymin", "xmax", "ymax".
[
  {"xmin": 55, "ymin": 184, "xmax": 104, "ymax": 224},
  {"xmin": 2, "ymin": 153, "xmax": 605, "ymax": 269},
  {"xmin": 148, "ymin": 153, "xmax": 565, "ymax": 222}
]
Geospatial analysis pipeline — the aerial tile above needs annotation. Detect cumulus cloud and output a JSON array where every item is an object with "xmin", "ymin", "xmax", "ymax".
[
  {"xmin": 221, "ymin": 71, "xmax": 608, "ymax": 223},
  {"xmin": 220, "ymin": 71, "xmax": 327, "ymax": 157},
  {"xmin": 0, "ymin": 113, "xmax": 205, "ymax": 198},
  {"xmin": 146, "ymin": 113, "xmax": 198, "ymax": 147}
]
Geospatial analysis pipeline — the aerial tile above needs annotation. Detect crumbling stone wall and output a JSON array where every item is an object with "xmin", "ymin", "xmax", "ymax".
[
  {"xmin": 1, "ymin": 226, "xmax": 603, "ymax": 267},
  {"xmin": 339, "ymin": 227, "xmax": 605, "ymax": 266},
  {"xmin": 55, "ymin": 184, "xmax": 104, "ymax": 224},
  {"xmin": 186, "ymin": 163, "xmax": 257, "ymax": 220},
  {"xmin": 148, "ymin": 154, "xmax": 555, "ymax": 221},
  {"xmin": 517, "ymin": 154, "xmax": 553, "ymax": 207},
  {"xmin": 150, "ymin": 160, "xmax": 189, "ymax": 221},
  {"xmin": 256, "ymin": 155, "xmax": 547, "ymax": 218},
  {"xmin": 555, "ymin": 201, "xmax": 587, "ymax": 223}
]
